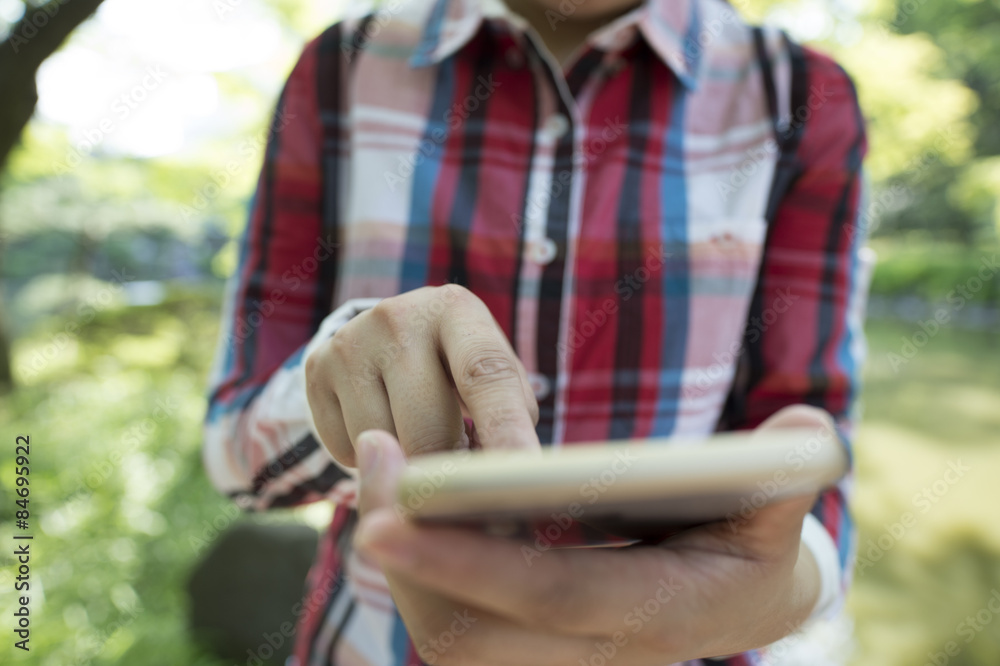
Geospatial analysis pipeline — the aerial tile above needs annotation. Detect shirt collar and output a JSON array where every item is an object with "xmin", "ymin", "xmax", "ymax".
[{"xmin": 409, "ymin": 0, "xmax": 706, "ymax": 90}]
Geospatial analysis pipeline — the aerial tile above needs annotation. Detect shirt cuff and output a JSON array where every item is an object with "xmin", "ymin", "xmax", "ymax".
[
  {"xmin": 302, "ymin": 297, "xmax": 382, "ymax": 477},
  {"xmin": 800, "ymin": 512, "xmax": 842, "ymax": 621}
]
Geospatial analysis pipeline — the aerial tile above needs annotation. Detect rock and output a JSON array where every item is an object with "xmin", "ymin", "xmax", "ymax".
[{"xmin": 187, "ymin": 520, "xmax": 319, "ymax": 665}]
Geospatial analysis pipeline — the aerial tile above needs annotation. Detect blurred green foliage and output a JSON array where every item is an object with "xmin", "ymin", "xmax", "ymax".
[
  {"xmin": 744, "ymin": 0, "xmax": 999, "ymax": 244},
  {"xmin": 0, "ymin": 285, "xmax": 328, "ymax": 665},
  {"xmin": 850, "ymin": 320, "xmax": 1000, "ymax": 666},
  {"xmin": 1, "ymin": 285, "xmax": 232, "ymax": 665},
  {"xmin": 868, "ymin": 240, "xmax": 1000, "ymax": 306}
]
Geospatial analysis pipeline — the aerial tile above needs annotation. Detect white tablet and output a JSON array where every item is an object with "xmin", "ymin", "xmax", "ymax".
[{"xmin": 396, "ymin": 428, "xmax": 847, "ymax": 539}]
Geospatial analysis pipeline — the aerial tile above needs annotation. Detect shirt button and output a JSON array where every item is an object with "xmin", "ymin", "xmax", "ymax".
[
  {"xmin": 544, "ymin": 113, "xmax": 570, "ymax": 139},
  {"xmin": 528, "ymin": 373, "xmax": 551, "ymax": 400},
  {"xmin": 528, "ymin": 237, "xmax": 558, "ymax": 265}
]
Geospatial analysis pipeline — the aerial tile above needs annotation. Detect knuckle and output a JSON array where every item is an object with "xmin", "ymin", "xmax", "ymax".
[
  {"xmin": 438, "ymin": 282, "xmax": 472, "ymax": 304},
  {"xmin": 369, "ymin": 296, "xmax": 416, "ymax": 336},
  {"xmin": 328, "ymin": 323, "xmax": 358, "ymax": 361},
  {"xmin": 438, "ymin": 284, "xmax": 488, "ymax": 317},
  {"xmin": 305, "ymin": 346, "xmax": 337, "ymax": 398},
  {"xmin": 304, "ymin": 347, "xmax": 324, "ymax": 384},
  {"xmin": 433, "ymin": 284, "xmax": 473, "ymax": 318},
  {"xmin": 329, "ymin": 336, "xmax": 375, "ymax": 388},
  {"xmin": 337, "ymin": 310, "xmax": 408, "ymax": 377},
  {"xmin": 458, "ymin": 352, "xmax": 520, "ymax": 392}
]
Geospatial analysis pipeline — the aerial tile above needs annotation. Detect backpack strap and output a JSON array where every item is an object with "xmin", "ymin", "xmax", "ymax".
[
  {"xmin": 717, "ymin": 27, "xmax": 809, "ymax": 430},
  {"xmin": 752, "ymin": 26, "xmax": 809, "ymax": 224}
]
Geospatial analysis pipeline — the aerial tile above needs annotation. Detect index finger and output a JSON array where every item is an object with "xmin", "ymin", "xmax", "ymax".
[{"xmin": 437, "ymin": 304, "xmax": 540, "ymax": 452}]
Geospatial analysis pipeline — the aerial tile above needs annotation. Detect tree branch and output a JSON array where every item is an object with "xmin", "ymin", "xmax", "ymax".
[
  {"xmin": 0, "ymin": 0, "xmax": 106, "ymax": 172},
  {"xmin": 3, "ymin": 0, "xmax": 107, "ymax": 71}
]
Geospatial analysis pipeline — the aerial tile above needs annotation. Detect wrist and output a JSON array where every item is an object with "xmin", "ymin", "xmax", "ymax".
[
  {"xmin": 697, "ymin": 538, "xmax": 822, "ymax": 661},
  {"xmin": 702, "ymin": 545, "xmax": 822, "ymax": 662}
]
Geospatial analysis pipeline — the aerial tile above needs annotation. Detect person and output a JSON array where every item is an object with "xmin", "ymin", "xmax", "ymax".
[{"xmin": 202, "ymin": 0, "xmax": 869, "ymax": 662}]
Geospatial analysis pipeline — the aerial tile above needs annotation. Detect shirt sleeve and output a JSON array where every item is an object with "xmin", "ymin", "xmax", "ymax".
[
  {"xmin": 717, "ymin": 44, "xmax": 870, "ymax": 619},
  {"xmin": 202, "ymin": 27, "xmax": 359, "ymax": 512}
]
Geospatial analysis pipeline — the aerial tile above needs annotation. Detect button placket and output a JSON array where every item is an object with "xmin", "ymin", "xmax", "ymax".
[
  {"xmin": 527, "ymin": 237, "xmax": 558, "ymax": 265},
  {"xmin": 528, "ymin": 373, "xmax": 551, "ymax": 400},
  {"xmin": 544, "ymin": 113, "xmax": 570, "ymax": 140}
]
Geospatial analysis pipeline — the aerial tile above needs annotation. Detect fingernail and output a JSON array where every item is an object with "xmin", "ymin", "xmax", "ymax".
[
  {"xmin": 457, "ymin": 427, "xmax": 471, "ymax": 451},
  {"xmin": 357, "ymin": 431, "xmax": 382, "ymax": 475}
]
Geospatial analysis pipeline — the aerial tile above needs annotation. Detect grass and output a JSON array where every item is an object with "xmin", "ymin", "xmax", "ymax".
[
  {"xmin": 849, "ymin": 320, "xmax": 1000, "ymax": 666},
  {"xmin": 1, "ymin": 286, "xmax": 998, "ymax": 665}
]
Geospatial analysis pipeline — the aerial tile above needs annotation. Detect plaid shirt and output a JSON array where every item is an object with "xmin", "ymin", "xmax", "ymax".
[{"xmin": 203, "ymin": 0, "xmax": 869, "ymax": 663}]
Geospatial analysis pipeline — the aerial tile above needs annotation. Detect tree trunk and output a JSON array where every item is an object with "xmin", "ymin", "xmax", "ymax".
[
  {"xmin": 0, "ymin": 0, "xmax": 107, "ymax": 171},
  {"xmin": 0, "ymin": 0, "xmax": 107, "ymax": 390}
]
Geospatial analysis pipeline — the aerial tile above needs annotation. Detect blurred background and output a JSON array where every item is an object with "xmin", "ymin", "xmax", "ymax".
[{"xmin": 0, "ymin": 0, "xmax": 997, "ymax": 664}]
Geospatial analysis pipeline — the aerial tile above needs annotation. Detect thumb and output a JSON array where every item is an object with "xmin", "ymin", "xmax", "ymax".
[
  {"xmin": 734, "ymin": 406, "xmax": 839, "ymax": 558},
  {"xmin": 357, "ymin": 429, "xmax": 408, "ymax": 517},
  {"xmin": 754, "ymin": 403, "xmax": 836, "ymax": 434}
]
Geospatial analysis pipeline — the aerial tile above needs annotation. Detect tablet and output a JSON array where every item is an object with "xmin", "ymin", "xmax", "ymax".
[{"xmin": 396, "ymin": 428, "xmax": 847, "ymax": 540}]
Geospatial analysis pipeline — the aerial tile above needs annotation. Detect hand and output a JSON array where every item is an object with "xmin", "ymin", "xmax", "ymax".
[
  {"xmin": 305, "ymin": 285, "xmax": 541, "ymax": 467},
  {"xmin": 353, "ymin": 405, "xmax": 835, "ymax": 665}
]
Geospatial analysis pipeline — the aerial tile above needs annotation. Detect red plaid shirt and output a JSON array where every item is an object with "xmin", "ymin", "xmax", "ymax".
[{"xmin": 204, "ymin": 0, "xmax": 869, "ymax": 663}]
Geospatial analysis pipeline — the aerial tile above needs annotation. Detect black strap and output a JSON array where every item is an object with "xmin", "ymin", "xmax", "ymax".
[
  {"xmin": 752, "ymin": 26, "xmax": 782, "ymax": 147},
  {"xmin": 345, "ymin": 14, "xmax": 376, "ymax": 63},
  {"xmin": 716, "ymin": 28, "xmax": 808, "ymax": 430},
  {"xmin": 753, "ymin": 27, "xmax": 808, "ymax": 223}
]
